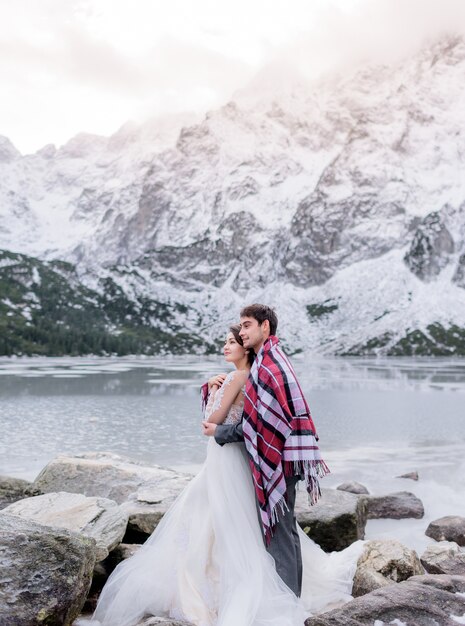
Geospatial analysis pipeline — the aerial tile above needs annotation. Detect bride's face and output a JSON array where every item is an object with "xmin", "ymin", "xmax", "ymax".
[{"xmin": 223, "ymin": 332, "xmax": 246, "ymax": 364}]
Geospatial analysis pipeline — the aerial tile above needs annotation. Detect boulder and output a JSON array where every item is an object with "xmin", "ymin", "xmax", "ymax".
[
  {"xmin": 364, "ymin": 491, "xmax": 424, "ymax": 519},
  {"xmin": 32, "ymin": 452, "xmax": 192, "ymax": 535},
  {"xmin": 304, "ymin": 574, "xmax": 465, "ymax": 625},
  {"xmin": 0, "ymin": 512, "xmax": 96, "ymax": 626},
  {"xmin": 426, "ymin": 515, "xmax": 465, "ymax": 546},
  {"xmin": 74, "ymin": 616, "xmax": 192, "ymax": 626},
  {"xmin": 296, "ymin": 488, "xmax": 367, "ymax": 552},
  {"xmin": 121, "ymin": 494, "xmax": 181, "ymax": 536},
  {"xmin": 2, "ymin": 491, "xmax": 128, "ymax": 561},
  {"xmin": 110, "ymin": 542, "xmax": 142, "ymax": 563},
  {"xmin": 397, "ymin": 471, "xmax": 419, "ymax": 481},
  {"xmin": 336, "ymin": 481, "xmax": 369, "ymax": 495},
  {"xmin": 421, "ymin": 541, "xmax": 465, "ymax": 575},
  {"xmin": 83, "ymin": 545, "xmax": 144, "ymax": 614},
  {"xmin": 82, "ymin": 561, "xmax": 110, "ymax": 614},
  {"xmin": 352, "ymin": 539, "xmax": 424, "ymax": 597},
  {"xmin": 0, "ymin": 474, "xmax": 32, "ymax": 509},
  {"xmin": 138, "ymin": 619, "xmax": 193, "ymax": 625}
]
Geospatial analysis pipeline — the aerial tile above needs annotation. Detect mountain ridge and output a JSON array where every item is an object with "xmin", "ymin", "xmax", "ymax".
[{"xmin": 1, "ymin": 35, "xmax": 465, "ymax": 355}]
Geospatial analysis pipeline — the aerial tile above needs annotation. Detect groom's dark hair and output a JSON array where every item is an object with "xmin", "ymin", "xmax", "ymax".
[{"xmin": 240, "ymin": 303, "xmax": 278, "ymax": 336}]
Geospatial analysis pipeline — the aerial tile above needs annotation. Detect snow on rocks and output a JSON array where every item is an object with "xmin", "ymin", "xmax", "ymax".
[{"xmin": 3, "ymin": 38, "xmax": 465, "ymax": 355}]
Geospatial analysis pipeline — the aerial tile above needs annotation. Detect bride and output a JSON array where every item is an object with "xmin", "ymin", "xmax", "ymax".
[{"xmin": 90, "ymin": 325, "xmax": 364, "ymax": 626}]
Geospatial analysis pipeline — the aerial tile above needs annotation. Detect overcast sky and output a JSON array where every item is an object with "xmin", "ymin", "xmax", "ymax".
[{"xmin": 1, "ymin": 0, "xmax": 464, "ymax": 154}]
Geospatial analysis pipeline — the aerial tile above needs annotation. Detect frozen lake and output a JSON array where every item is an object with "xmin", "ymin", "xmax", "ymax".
[{"xmin": 1, "ymin": 354, "xmax": 464, "ymax": 554}]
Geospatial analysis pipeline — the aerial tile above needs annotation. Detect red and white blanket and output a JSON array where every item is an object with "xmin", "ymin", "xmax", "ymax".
[{"xmin": 242, "ymin": 335, "xmax": 330, "ymax": 544}]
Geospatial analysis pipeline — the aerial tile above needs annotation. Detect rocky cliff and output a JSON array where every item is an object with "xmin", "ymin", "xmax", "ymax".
[{"xmin": 1, "ymin": 37, "xmax": 465, "ymax": 355}]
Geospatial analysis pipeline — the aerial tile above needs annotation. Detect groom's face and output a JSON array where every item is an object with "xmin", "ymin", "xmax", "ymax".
[{"xmin": 239, "ymin": 316, "xmax": 267, "ymax": 352}]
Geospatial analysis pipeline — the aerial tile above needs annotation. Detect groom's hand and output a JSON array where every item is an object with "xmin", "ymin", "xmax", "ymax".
[{"xmin": 202, "ymin": 421, "xmax": 217, "ymax": 437}]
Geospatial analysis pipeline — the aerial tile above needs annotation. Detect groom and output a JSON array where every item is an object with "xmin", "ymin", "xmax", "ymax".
[{"xmin": 203, "ymin": 303, "xmax": 329, "ymax": 597}]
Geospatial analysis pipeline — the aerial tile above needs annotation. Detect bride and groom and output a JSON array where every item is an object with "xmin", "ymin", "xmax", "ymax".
[{"xmin": 91, "ymin": 304, "xmax": 364, "ymax": 626}]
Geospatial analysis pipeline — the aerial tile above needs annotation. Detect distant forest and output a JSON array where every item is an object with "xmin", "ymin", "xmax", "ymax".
[{"xmin": 0, "ymin": 250, "xmax": 214, "ymax": 357}]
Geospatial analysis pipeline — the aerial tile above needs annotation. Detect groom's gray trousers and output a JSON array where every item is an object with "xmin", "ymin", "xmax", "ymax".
[{"xmin": 214, "ymin": 423, "xmax": 303, "ymax": 597}]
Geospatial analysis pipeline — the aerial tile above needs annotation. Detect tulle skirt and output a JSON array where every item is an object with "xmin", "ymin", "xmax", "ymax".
[{"xmin": 90, "ymin": 439, "xmax": 364, "ymax": 626}]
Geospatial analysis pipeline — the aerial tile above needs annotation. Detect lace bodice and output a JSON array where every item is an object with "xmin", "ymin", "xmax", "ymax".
[
  {"xmin": 205, "ymin": 371, "xmax": 245, "ymax": 425},
  {"xmin": 224, "ymin": 400, "xmax": 244, "ymax": 425}
]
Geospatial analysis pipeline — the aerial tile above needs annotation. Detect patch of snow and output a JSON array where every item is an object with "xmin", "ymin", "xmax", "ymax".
[{"xmin": 31, "ymin": 266, "xmax": 41, "ymax": 285}]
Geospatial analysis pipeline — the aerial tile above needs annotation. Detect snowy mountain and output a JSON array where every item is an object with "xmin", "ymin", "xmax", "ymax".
[{"xmin": 1, "ymin": 36, "xmax": 465, "ymax": 356}]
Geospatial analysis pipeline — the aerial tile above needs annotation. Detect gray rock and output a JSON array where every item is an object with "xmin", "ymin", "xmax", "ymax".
[
  {"xmin": 81, "ymin": 545, "xmax": 142, "ymax": 615},
  {"xmin": 364, "ymin": 491, "xmax": 424, "ymax": 519},
  {"xmin": 352, "ymin": 539, "xmax": 424, "ymax": 597},
  {"xmin": 0, "ymin": 474, "xmax": 32, "ymax": 509},
  {"xmin": 426, "ymin": 515, "xmax": 465, "ymax": 546},
  {"xmin": 83, "ymin": 561, "xmax": 111, "ymax": 613},
  {"xmin": 33, "ymin": 451, "xmax": 192, "ymax": 503},
  {"xmin": 74, "ymin": 613, "xmax": 193, "ymax": 626},
  {"xmin": 120, "ymin": 496, "xmax": 180, "ymax": 536},
  {"xmin": 404, "ymin": 211, "xmax": 455, "ymax": 281},
  {"xmin": 336, "ymin": 481, "xmax": 370, "ymax": 495},
  {"xmin": 2, "ymin": 491, "xmax": 128, "ymax": 561},
  {"xmin": 304, "ymin": 574, "xmax": 465, "ymax": 625},
  {"xmin": 296, "ymin": 487, "xmax": 367, "ymax": 552},
  {"xmin": 111, "ymin": 542, "xmax": 142, "ymax": 562},
  {"xmin": 453, "ymin": 252, "xmax": 465, "ymax": 288},
  {"xmin": 82, "ymin": 543, "xmax": 143, "ymax": 611},
  {"xmin": 137, "ymin": 619, "xmax": 193, "ymax": 625},
  {"xmin": 421, "ymin": 541, "xmax": 465, "ymax": 575},
  {"xmin": 397, "ymin": 471, "xmax": 419, "ymax": 481},
  {"xmin": 0, "ymin": 512, "xmax": 96, "ymax": 626},
  {"xmin": 32, "ymin": 452, "xmax": 192, "ymax": 535}
]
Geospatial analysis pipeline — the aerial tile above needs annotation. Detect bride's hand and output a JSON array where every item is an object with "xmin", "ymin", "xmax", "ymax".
[
  {"xmin": 208, "ymin": 373, "xmax": 227, "ymax": 390},
  {"xmin": 202, "ymin": 421, "xmax": 217, "ymax": 436}
]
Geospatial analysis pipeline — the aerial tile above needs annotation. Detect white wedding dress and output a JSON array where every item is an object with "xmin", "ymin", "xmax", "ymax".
[{"xmin": 90, "ymin": 372, "xmax": 364, "ymax": 626}]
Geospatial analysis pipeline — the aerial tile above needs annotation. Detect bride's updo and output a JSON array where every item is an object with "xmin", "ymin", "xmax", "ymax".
[{"xmin": 230, "ymin": 323, "xmax": 255, "ymax": 366}]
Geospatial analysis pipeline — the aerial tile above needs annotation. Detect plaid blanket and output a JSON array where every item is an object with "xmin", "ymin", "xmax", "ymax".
[{"xmin": 242, "ymin": 335, "xmax": 330, "ymax": 544}]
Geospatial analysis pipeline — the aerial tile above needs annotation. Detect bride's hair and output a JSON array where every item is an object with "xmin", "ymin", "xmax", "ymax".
[{"xmin": 230, "ymin": 323, "xmax": 255, "ymax": 366}]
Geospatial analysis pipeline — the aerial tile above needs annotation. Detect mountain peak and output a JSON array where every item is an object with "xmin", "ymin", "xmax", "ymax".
[
  {"xmin": 233, "ymin": 59, "xmax": 311, "ymax": 107},
  {"xmin": 0, "ymin": 135, "xmax": 21, "ymax": 162},
  {"xmin": 57, "ymin": 132, "xmax": 108, "ymax": 159}
]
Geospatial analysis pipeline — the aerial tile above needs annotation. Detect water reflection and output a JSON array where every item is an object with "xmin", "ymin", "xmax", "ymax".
[{"xmin": 1, "ymin": 355, "xmax": 465, "ymax": 394}]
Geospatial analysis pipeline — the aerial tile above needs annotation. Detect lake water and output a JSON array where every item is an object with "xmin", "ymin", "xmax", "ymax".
[{"xmin": 1, "ymin": 355, "xmax": 464, "ymax": 554}]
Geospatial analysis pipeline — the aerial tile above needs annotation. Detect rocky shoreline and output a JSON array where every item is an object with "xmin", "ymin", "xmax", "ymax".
[{"xmin": 1, "ymin": 452, "xmax": 465, "ymax": 625}]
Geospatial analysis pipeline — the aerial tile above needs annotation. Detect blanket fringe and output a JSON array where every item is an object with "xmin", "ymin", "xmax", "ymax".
[
  {"xmin": 264, "ymin": 459, "xmax": 330, "ymax": 545},
  {"xmin": 283, "ymin": 459, "xmax": 331, "ymax": 505},
  {"xmin": 265, "ymin": 491, "xmax": 290, "ymax": 546}
]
